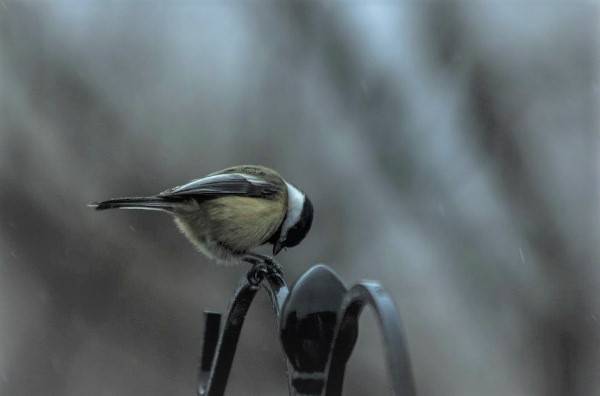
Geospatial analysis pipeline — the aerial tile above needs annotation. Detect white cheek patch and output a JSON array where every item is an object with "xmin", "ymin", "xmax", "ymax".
[{"xmin": 281, "ymin": 182, "xmax": 305, "ymax": 238}]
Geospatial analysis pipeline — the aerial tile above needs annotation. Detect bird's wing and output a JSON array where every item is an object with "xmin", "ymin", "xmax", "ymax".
[{"xmin": 159, "ymin": 173, "xmax": 280, "ymax": 199}]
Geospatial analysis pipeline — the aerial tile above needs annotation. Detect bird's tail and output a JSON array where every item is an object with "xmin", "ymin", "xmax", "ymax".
[{"xmin": 88, "ymin": 196, "xmax": 179, "ymax": 212}]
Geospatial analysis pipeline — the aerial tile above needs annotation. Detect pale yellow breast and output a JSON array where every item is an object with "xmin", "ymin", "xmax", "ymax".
[{"xmin": 205, "ymin": 196, "xmax": 286, "ymax": 252}]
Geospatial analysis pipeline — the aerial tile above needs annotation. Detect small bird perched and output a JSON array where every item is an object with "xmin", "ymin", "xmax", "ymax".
[{"xmin": 89, "ymin": 165, "xmax": 313, "ymax": 273}]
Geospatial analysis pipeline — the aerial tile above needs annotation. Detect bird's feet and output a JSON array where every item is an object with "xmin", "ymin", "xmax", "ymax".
[{"xmin": 242, "ymin": 253, "xmax": 283, "ymax": 285}]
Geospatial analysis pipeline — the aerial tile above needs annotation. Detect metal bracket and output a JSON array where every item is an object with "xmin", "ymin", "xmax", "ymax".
[{"xmin": 197, "ymin": 265, "xmax": 416, "ymax": 396}]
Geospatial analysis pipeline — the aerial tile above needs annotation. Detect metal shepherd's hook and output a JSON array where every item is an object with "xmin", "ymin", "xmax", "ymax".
[{"xmin": 197, "ymin": 263, "xmax": 416, "ymax": 396}]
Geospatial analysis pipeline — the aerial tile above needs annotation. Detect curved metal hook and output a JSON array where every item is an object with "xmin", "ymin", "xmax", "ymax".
[
  {"xmin": 198, "ymin": 266, "xmax": 416, "ymax": 396},
  {"xmin": 325, "ymin": 281, "xmax": 416, "ymax": 396},
  {"xmin": 198, "ymin": 270, "xmax": 290, "ymax": 396},
  {"xmin": 198, "ymin": 279, "xmax": 259, "ymax": 396},
  {"xmin": 279, "ymin": 265, "xmax": 348, "ymax": 395}
]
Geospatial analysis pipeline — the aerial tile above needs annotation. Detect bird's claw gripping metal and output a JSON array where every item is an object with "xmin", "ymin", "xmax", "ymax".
[
  {"xmin": 243, "ymin": 254, "xmax": 283, "ymax": 285},
  {"xmin": 246, "ymin": 263, "xmax": 268, "ymax": 286}
]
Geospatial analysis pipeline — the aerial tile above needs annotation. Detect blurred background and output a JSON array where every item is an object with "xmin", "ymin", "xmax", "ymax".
[{"xmin": 0, "ymin": 1, "xmax": 598, "ymax": 395}]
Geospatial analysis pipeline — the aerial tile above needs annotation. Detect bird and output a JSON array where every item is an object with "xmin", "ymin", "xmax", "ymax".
[{"xmin": 89, "ymin": 165, "xmax": 313, "ymax": 273}]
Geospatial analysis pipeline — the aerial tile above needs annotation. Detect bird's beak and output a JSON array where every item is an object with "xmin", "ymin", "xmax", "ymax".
[{"xmin": 273, "ymin": 240, "xmax": 284, "ymax": 255}]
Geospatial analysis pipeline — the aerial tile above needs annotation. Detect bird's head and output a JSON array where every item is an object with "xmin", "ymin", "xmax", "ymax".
[{"xmin": 273, "ymin": 184, "xmax": 313, "ymax": 255}]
